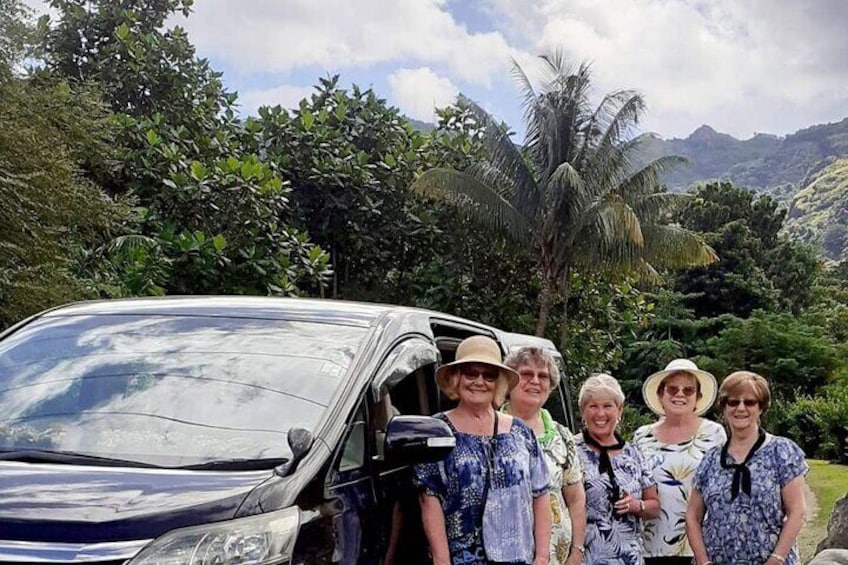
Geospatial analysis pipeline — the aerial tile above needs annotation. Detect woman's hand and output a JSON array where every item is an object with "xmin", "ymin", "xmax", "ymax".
[
  {"xmin": 614, "ymin": 490, "xmax": 638, "ymax": 515},
  {"xmin": 564, "ymin": 551, "xmax": 583, "ymax": 565}
]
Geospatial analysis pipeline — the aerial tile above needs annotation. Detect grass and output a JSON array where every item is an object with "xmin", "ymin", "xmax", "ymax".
[{"xmin": 798, "ymin": 459, "xmax": 848, "ymax": 562}]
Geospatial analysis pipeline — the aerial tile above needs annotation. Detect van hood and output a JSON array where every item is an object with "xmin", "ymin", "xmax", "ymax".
[{"xmin": 0, "ymin": 461, "xmax": 271, "ymax": 543}]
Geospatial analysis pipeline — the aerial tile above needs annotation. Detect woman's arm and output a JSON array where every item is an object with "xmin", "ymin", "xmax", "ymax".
[
  {"xmin": 532, "ymin": 492, "xmax": 552, "ymax": 565},
  {"xmin": 686, "ymin": 488, "xmax": 711, "ymax": 565},
  {"xmin": 638, "ymin": 484, "xmax": 661, "ymax": 520},
  {"xmin": 419, "ymin": 492, "xmax": 451, "ymax": 565},
  {"xmin": 562, "ymin": 482, "xmax": 586, "ymax": 565},
  {"xmin": 766, "ymin": 476, "xmax": 807, "ymax": 564}
]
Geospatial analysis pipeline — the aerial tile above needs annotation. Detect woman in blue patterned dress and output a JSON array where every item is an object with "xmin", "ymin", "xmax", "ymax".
[
  {"xmin": 686, "ymin": 371, "xmax": 808, "ymax": 565},
  {"xmin": 414, "ymin": 336, "xmax": 552, "ymax": 565},
  {"xmin": 576, "ymin": 373, "xmax": 660, "ymax": 565}
]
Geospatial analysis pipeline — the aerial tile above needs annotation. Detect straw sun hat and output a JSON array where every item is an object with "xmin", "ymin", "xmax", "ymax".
[
  {"xmin": 435, "ymin": 336, "xmax": 519, "ymax": 395},
  {"xmin": 642, "ymin": 358, "xmax": 718, "ymax": 416}
]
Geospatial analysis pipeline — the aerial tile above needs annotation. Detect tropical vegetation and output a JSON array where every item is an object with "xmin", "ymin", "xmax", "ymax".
[{"xmin": 1, "ymin": 0, "xmax": 846, "ymax": 461}]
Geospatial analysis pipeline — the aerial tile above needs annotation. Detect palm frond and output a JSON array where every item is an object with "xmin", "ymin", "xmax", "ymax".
[
  {"xmin": 456, "ymin": 95, "xmax": 541, "ymax": 213},
  {"xmin": 640, "ymin": 224, "xmax": 719, "ymax": 268},
  {"xmin": 102, "ymin": 234, "xmax": 159, "ymax": 254},
  {"xmin": 411, "ymin": 168, "xmax": 530, "ymax": 240}
]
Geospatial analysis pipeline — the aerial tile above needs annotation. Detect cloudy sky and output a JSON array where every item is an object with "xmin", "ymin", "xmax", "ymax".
[{"xmin": 29, "ymin": 0, "xmax": 848, "ymax": 140}]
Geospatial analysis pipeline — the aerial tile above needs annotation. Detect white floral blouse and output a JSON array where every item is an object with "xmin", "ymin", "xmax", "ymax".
[{"xmin": 633, "ymin": 418, "xmax": 726, "ymax": 558}]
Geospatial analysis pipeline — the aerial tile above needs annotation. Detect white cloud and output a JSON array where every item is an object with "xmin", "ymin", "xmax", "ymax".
[
  {"xmin": 388, "ymin": 67, "xmax": 458, "ymax": 121},
  {"xmin": 179, "ymin": 0, "xmax": 520, "ymax": 87},
  {"xmin": 237, "ymin": 85, "xmax": 315, "ymax": 115},
  {"xmin": 484, "ymin": 0, "xmax": 848, "ymax": 138}
]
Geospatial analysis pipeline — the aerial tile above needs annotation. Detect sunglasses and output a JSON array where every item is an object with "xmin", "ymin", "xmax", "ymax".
[
  {"xmin": 725, "ymin": 398, "xmax": 759, "ymax": 408},
  {"xmin": 664, "ymin": 385, "xmax": 697, "ymax": 397},
  {"xmin": 460, "ymin": 367, "xmax": 499, "ymax": 383},
  {"xmin": 519, "ymin": 371, "xmax": 551, "ymax": 383}
]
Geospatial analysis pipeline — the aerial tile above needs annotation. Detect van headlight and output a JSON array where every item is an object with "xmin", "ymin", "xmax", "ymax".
[{"xmin": 127, "ymin": 507, "xmax": 301, "ymax": 565}]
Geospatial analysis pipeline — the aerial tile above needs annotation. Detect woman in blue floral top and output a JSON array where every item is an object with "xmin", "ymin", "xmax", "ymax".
[
  {"xmin": 686, "ymin": 371, "xmax": 808, "ymax": 565},
  {"xmin": 576, "ymin": 373, "xmax": 660, "ymax": 565},
  {"xmin": 414, "ymin": 336, "xmax": 551, "ymax": 565}
]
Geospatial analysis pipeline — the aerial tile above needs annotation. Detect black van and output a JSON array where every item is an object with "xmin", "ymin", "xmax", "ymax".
[{"xmin": 0, "ymin": 296, "xmax": 575, "ymax": 565}]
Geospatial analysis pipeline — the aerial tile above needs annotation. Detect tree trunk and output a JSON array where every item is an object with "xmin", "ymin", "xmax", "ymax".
[
  {"xmin": 558, "ymin": 264, "xmax": 573, "ymax": 351},
  {"xmin": 535, "ymin": 276, "xmax": 553, "ymax": 337}
]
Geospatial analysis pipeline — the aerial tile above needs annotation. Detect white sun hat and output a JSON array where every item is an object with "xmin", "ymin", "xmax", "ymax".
[{"xmin": 642, "ymin": 358, "xmax": 718, "ymax": 416}]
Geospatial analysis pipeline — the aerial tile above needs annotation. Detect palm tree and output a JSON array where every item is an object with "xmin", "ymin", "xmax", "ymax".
[{"xmin": 412, "ymin": 53, "xmax": 717, "ymax": 342}]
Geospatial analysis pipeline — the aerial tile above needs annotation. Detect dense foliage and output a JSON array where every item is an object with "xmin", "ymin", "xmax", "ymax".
[
  {"xmin": 786, "ymin": 158, "xmax": 848, "ymax": 262},
  {"xmin": 2, "ymin": 0, "xmax": 846, "ymax": 460}
]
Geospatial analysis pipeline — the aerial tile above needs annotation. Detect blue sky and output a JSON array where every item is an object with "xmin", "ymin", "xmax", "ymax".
[{"xmin": 27, "ymin": 0, "xmax": 848, "ymax": 140}]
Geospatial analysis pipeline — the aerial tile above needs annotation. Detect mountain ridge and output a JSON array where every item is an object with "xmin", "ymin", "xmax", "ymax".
[{"xmin": 642, "ymin": 117, "xmax": 848, "ymax": 195}]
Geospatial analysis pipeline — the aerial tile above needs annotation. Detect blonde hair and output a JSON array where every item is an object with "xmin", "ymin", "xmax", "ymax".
[
  {"xmin": 718, "ymin": 371, "xmax": 771, "ymax": 412},
  {"xmin": 578, "ymin": 373, "xmax": 625, "ymax": 408},
  {"xmin": 504, "ymin": 346, "xmax": 561, "ymax": 388}
]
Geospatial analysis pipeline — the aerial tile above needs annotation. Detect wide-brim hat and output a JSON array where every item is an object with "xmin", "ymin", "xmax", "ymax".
[
  {"xmin": 642, "ymin": 358, "xmax": 717, "ymax": 416},
  {"xmin": 435, "ymin": 336, "xmax": 519, "ymax": 394}
]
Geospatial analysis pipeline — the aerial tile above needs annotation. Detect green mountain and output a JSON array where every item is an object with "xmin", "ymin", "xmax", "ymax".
[
  {"xmin": 785, "ymin": 159, "xmax": 848, "ymax": 262},
  {"xmin": 643, "ymin": 118, "xmax": 848, "ymax": 195}
]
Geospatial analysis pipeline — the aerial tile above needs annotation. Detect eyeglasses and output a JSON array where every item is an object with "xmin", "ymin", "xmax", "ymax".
[
  {"xmin": 519, "ymin": 371, "xmax": 551, "ymax": 383},
  {"xmin": 460, "ymin": 367, "xmax": 499, "ymax": 383},
  {"xmin": 665, "ymin": 385, "xmax": 697, "ymax": 397},
  {"xmin": 725, "ymin": 398, "xmax": 759, "ymax": 408}
]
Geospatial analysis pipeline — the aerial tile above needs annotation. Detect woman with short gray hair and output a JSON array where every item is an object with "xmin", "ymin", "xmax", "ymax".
[
  {"xmin": 576, "ymin": 373, "xmax": 660, "ymax": 564},
  {"xmin": 502, "ymin": 347, "xmax": 587, "ymax": 565}
]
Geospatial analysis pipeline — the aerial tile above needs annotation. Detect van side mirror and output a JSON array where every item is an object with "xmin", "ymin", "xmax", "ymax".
[
  {"xmin": 275, "ymin": 427, "xmax": 314, "ymax": 477},
  {"xmin": 384, "ymin": 415, "xmax": 455, "ymax": 466}
]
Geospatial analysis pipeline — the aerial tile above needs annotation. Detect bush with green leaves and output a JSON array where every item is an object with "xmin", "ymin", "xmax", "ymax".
[{"xmin": 767, "ymin": 386, "xmax": 848, "ymax": 462}]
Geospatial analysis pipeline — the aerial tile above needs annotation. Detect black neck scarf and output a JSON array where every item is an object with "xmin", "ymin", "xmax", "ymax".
[
  {"xmin": 583, "ymin": 430, "xmax": 626, "ymax": 502},
  {"xmin": 720, "ymin": 427, "xmax": 766, "ymax": 500}
]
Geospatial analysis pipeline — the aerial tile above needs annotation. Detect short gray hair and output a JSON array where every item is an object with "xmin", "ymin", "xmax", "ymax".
[
  {"xmin": 504, "ymin": 346, "xmax": 561, "ymax": 389},
  {"xmin": 578, "ymin": 373, "xmax": 625, "ymax": 408}
]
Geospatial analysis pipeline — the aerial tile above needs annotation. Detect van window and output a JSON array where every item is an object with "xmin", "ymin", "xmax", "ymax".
[{"xmin": 0, "ymin": 314, "xmax": 367, "ymax": 468}]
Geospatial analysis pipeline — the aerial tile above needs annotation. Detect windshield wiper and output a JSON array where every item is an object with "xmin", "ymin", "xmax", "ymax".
[
  {"xmin": 179, "ymin": 457, "xmax": 288, "ymax": 471},
  {"xmin": 0, "ymin": 449, "xmax": 157, "ymax": 468}
]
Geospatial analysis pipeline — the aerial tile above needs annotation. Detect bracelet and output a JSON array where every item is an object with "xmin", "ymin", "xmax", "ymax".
[
  {"xmin": 638, "ymin": 499, "xmax": 645, "ymax": 514},
  {"xmin": 770, "ymin": 553, "xmax": 786, "ymax": 563},
  {"xmin": 574, "ymin": 545, "xmax": 585, "ymax": 554}
]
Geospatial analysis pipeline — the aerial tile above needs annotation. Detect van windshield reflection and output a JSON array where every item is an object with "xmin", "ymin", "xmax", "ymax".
[{"xmin": 0, "ymin": 314, "xmax": 366, "ymax": 468}]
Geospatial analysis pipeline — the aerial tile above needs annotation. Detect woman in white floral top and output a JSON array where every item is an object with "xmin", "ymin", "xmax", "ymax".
[
  {"xmin": 633, "ymin": 359, "xmax": 726, "ymax": 565},
  {"xmin": 502, "ymin": 347, "xmax": 587, "ymax": 565}
]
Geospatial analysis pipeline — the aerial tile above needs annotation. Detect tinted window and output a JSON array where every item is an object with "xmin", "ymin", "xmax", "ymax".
[{"xmin": 0, "ymin": 314, "xmax": 367, "ymax": 467}]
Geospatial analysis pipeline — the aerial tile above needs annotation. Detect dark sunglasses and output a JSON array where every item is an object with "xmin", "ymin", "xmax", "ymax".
[
  {"xmin": 460, "ymin": 367, "xmax": 499, "ymax": 383},
  {"xmin": 725, "ymin": 398, "xmax": 759, "ymax": 408},
  {"xmin": 665, "ymin": 385, "xmax": 697, "ymax": 397}
]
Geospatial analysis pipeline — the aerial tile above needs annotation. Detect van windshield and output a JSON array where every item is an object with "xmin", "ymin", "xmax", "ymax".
[{"xmin": 0, "ymin": 314, "xmax": 367, "ymax": 468}]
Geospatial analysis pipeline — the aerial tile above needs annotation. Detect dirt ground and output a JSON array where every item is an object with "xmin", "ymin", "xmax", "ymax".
[{"xmin": 799, "ymin": 482, "xmax": 823, "ymax": 562}]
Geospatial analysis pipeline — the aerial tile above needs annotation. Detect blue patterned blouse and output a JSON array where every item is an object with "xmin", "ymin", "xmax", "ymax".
[
  {"xmin": 575, "ymin": 434, "xmax": 655, "ymax": 565},
  {"xmin": 693, "ymin": 434, "xmax": 808, "ymax": 565},
  {"xmin": 413, "ymin": 412, "xmax": 549, "ymax": 565}
]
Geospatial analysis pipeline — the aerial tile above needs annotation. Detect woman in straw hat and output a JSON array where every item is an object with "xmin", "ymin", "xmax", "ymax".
[
  {"xmin": 686, "ymin": 371, "xmax": 807, "ymax": 565},
  {"xmin": 575, "ymin": 373, "xmax": 660, "ymax": 565},
  {"xmin": 501, "ymin": 347, "xmax": 586, "ymax": 565},
  {"xmin": 413, "ymin": 336, "xmax": 552, "ymax": 565},
  {"xmin": 632, "ymin": 359, "xmax": 726, "ymax": 565}
]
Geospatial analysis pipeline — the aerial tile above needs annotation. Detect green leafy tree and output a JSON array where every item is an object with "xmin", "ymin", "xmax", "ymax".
[
  {"xmin": 0, "ymin": 75, "xmax": 130, "ymax": 327},
  {"xmin": 412, "ymin": 54, "xmax": 715, "ymax": 341},
  {"xmin": 699, "ymin": 310, "xmax": 842, "ymax": 401},
  {"xmin": 251, "ymin": 77, "xmax": 481, "ymax": 302},
  {"xmin": 41, "ymin": 0, "xmax": 229, "ymax": 127},
  {"xmin": 677, "ymin": 182, "xmax": 819, "ymax": 317}
]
